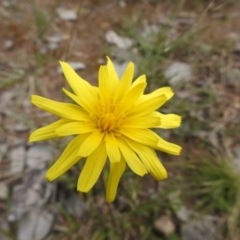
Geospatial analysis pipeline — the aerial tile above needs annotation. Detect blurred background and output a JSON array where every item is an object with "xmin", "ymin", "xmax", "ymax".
[{"xmin": 0, "ymin": 0, "xmax": 240, "ymax": 239}]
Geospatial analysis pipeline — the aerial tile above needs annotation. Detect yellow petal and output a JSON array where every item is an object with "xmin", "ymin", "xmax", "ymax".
[
  {"xmin": 106, "ymin": 56, "xmax": 119, "ymax": 88},
  {"xmin": 78, "ymin": 129, "xmax": 105, "ymax": 157},
  {"xmin": 115, "ymin": 62, "xmax": 134, "ymax": 100},
  {"xmin": 117, "ymin": 138, "xmax": 147, "ymax": 176},
  {"xmin": 127, "ymin": 93, "xmax": 167, "ymax": 118},
  {"xmin": 106, "ymin": 132, "xmax": 121, "ymax": 163},
  {"xmin": 131, "ymin": 74, "xmax": 146, "ymax": 87},
  {"xmin": 99, "ymin": 65, "xmax": 112, "ymax": 108},
  {"xmin": 151, "ymin": 131, "xmax": 182, "ymax": 155},
  {"xmin": 122, "ymin": 79, "xmax": 146, "ymax": 106},
  {"xmin": 31, "ymin": 95, "xmax": 90, "ymax": 121},
  {"xmin": 45, "ymin": 134, "xmax": 89, "ymax": 181},
  {"xmin": 56, "ymin": 122, "xmax": 96, "ymax": 136},
  {"xmin": 157, "ymin": 137, "xmax": 182, "ymax": 155},
  {"xmin": 152, "ymin": 112, "xmax": 182, "ymax": 129},
  {"xmin": 106, "ymin": 157, "xmax": 126, "ymax": 202},
  {"xmin": 124, "ymin": 138, "xmax": 167, "ymax": 180},
  {"xmin": 29, "ymin": 119, "xmax": 70, "ymax": 142},
  {"xmin": 120, "ymin": 128, "xmax": 158, "ymax": 148},
  {"xmin": 63, "ymin": 88, "xmax": 97, "ymax": 114},
  {"xmin": 121, "ymin": 115, "xmax": 160, "ymax": 128},
  {"xmin": 158, "ymin": 87, "xmax": 174, "ymax": 99},
  {"xmin": 78, "ymin": 141, "xmax": 107, "ymax": 192},
  {"xmin": 59, "ymin": 61, "xmax": 99, "ymax": 99}
]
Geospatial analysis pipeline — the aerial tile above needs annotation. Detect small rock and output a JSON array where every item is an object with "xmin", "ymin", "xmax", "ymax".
[
  {"xmin": 65, "ymin": 195, "xmax": 86, "ymax": 218},
  {"xmin": 57, "ymin": 61, "xmax": 86, "ymax": 74},
  {"xmin": 0, "ymin": 90, "xmax": 16, "ymax": 113},
  {"xmin": 0, "ymin": 182, "xmax": 8, "ymax": 199},
  {"xmin": 176, "ymin": 206, "xmax": 192, "ymax": 222},
  {"xmin": 17, "ymin": 210, "xmax": 54, "ymax": 240},
  {"xmin": 182, "ymin": 216, "xmax": 220, "ymax": 240},
  {"xmin": 4, "ymin": 40, "xmax": 14, "ymax": 50},
  {"xmin": 47, "ymin": 42, "xmax": 59, "ymax": 50},
  {"xmin": 27, "ymin": 144, "xmax": 54, "ymax": 169},
  {"xmin": 154, "ymin": 215, "xmax": 176, "ymax": 236},
  {"xmin": 56, "ymin": 7, "xmax": 77, "ymax": 21},
  {"xmin": 14, "ymin": 122, "xmax": 29, "ymax": 132},
  {"xmin": 8, "ymin": 170, "xmax": 51, "ymax": 222},
  {"xmin": 119, "ymin": 0, "xmax": 126, "ymax": 7},
  {"xmin": 45, "ymin": 33, "xmax": 62, "ymax": 43},
  {"xmin": 8, "ymin": 184, "xmax": 27, "ymax": 221},
  {"xmin": 168, "ymin": 190, "xmax": 192, "ymax": 222},
  {"xmin": 165, "ymin": 62, "xmax": 192, "ymax": 86},
  {"xmin": 176, "ymin": 90, "xmax": 190, "ymax": 99},
  {"xmin": 9, "ymin": 146, "xmax": 25, "ymax": 174},
  {"xmin": 105, "ymin": 30, "xmax": 133, "ymax": 49}
]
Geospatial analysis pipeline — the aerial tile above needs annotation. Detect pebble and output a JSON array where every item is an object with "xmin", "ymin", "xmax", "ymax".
[
  {"xmin": 154, "ymin": 215, "xmax": 176, "ymax": 236},
  {"xmin": 17, "ymin": 210, "xmax": 54, "ymax": 240},
  {"xmin": 182, "ymin": 216, "xmax": 219, "ymax": 240},
  {"xmin": 165, "ymin": 62, "xmax": 192, "ymax": 86},
  {"xmin": 56, "ymin": 7, "xmax": 77, "ymax": 21},
  {"xmin": 14, "ymin": 122, "xmax": 29, "ymax": 132},
  {"xmin": 64, "ymin": 195, "xmax": 86, "ymax": 218},
  {"xmin": 4, "ymin": 40, "xmax": 14, "ymax": 50},
  {"xmin": 26, "ymin": 144, "xmax": 54, "ymax": 169},
  {"xmin": 105, "ymin": 30, "xmax": 133, "ymax": 49},
  {"xmin": 9, "ymin": 146, "xmax": 25, "ymax": 174}
]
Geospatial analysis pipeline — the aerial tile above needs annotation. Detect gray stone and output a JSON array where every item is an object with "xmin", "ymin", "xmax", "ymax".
[
  {"xmin": 4, "ymin": 40, "xmax": 14, "ymax": 50},
  {"xmin": 154, "ymin": 215, "xmax": 176, "ymax": 236},
  {"xmin": 165, "ymin": 62, "xmax": 192, "ymax": 86},
  {"xmin": 27, "ymin": 144, "xmax": 54, "ymax": 169},
  {"xmin": 9, "ymin": 146, "xmax": 25, "ymax": 174},
  {"xmin": 182, "ymin": 216, "xmax": 219, "ymax": 240},
  {"xmin": 8, "ymin": 170, "xmax": 51, "ymax": 222},
  {"xmin": 105, "ymin": 30, "xmax": 133, "ymax": 49},
  {"xmin": 176, "ymin": 206, "xmax": 192, "ymax": 222},
  {"xmin": 17, "ymin": 210, "xmax": 54, "ymax": 240},
  {"xmin": 56, "ymin": 7, "xmax": 77, "ymax": 21},
  {"xmin": 65, "ymin": 195, "xmax": 86, "ymax": 218},
  {"xmin": 14, "ymin": 122, "xmax": 29, "ymax": 132},
  {"xmin": 47, "ymin": 42, "xmax": 58, "ymax": 50},
  {"xmin": 45, "ymin": 33, "xmax": 62, "ymax": 43}
]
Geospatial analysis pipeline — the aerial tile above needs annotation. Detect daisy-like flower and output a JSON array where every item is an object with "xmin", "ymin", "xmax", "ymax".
[{"xmin": 29, "ymin": 57, "xmax": 181, "ymax": 202}]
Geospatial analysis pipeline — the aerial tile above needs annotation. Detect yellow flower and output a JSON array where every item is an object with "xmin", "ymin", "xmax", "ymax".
[{"xmin": 29, "ymin": 57, "xmax": 182, "ymax": 202}]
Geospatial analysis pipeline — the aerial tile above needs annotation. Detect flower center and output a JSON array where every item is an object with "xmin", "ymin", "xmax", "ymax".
[{"xmin": 96, "ymin": 99, "xmax": 126, "ymax": 132}]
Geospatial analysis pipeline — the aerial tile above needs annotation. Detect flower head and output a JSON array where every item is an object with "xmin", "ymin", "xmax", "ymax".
[{"xmin": 29, "ymin": 57, "xmax": 182, "ymax": 202}]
